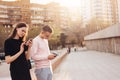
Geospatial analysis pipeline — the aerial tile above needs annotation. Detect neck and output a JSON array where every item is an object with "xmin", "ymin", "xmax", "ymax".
[
  {"xmin": 14, "ymin": 35, "xmax": 19, "ymax": 39},
  {"xmin": 39, "ymin": 34, "xmax": 44, "ymax": 39}
]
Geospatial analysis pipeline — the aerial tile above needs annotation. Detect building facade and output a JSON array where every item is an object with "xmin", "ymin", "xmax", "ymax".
[
  {"xmin": 81, "ymin": 0, "xmax": 119, "ymax": 35},
  {"xmin": 0, "ymin": 0, "xmax": 70, "ymax": 28},
  {"xmin": 90, "ymin": 0, "xmax": 119, "ymax": 26},
  {"xmin": 0, "ymin": 0, "xmax": 31, "ymax": 26},
  {"xmin": 117, "ymin": 0, "xmax": 120, "ymax": 23}
]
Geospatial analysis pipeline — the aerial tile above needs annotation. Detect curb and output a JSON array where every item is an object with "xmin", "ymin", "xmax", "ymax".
[{"xmin": 52, "ymin": 52, "xmax": 68, "ymax": 71}]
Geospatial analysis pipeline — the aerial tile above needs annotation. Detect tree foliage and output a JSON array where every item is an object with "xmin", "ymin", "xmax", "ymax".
[{"xmin": 0, "ymin": 26, "xmax": 12, "ymax": 52}]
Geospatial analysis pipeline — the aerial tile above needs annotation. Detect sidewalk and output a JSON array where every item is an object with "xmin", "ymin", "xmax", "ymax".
[
  {"xmin": 0, "ymin": 62, "xmax": 11, "ymax": 80},
  {"xmin": 1, "ymin": 48, "xmax": 120, "ymax": 80},
  {"xmin": 0, "ymin": 49, "xmax": 67, "ymax": 80},
  {"xmin": 0, "ymin": 62, "xmax": 37, "ymax": 80},
  {"xmin": 53, "ymin": 48, "xmax": 120, "ymax": 80}
]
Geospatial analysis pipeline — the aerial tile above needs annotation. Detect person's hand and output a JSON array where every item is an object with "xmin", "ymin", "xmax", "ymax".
[
  {"xmin": 26, "ymin": 39, "xmax": 33, "ymax": 48},
  {"xmin": 48, "ymin": 54, "xmax": 56, "ymax": 60},
  {"xmin": 52, "ymin": 53, "xmax": 58, "ymax": 57}
]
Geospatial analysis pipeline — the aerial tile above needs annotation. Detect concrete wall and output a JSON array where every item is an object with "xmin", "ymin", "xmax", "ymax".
[
  {"xmin": 84, "ymin": 24, "xmax": 120, "ymax": 54},
  {"xmin": 52, "ymin": 52, "xmax": 68, "ymax": 71}
]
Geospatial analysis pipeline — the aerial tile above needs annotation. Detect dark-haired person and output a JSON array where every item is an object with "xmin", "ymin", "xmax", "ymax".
[
  {"xmin": 30, "ymin": 25, "xmax": 56, "ymax": 80},
  {"xmin": 4, "ymin": 22, "xmax": 32, "ymax": 80}
]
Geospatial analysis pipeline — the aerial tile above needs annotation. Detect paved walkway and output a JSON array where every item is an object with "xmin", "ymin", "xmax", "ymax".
[
  {"xmin": 0, "ymin": 62, "xmax": 37, "ymax": 80},
  {"xmin": 0, "ymin": 62, "xmax": 11, "ymax": 80},
  {"xmin": 53, "ymin": 48, "xmax": 120, "ymax": 80},
  {"xmin": 0, "ymin": 49, "xmax": 67, "ymax": 80},
  {"xmin": 1, "ymin": 48, "xmax": 120, "ymax": 80}
]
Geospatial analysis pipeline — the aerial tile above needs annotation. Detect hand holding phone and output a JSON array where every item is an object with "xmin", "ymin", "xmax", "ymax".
[
  {"xmin": 52, "ymin": 53, "xmax": 58, "ymax": 57},
  {"xmin": 25, "ymin": 38, "xmax": 33, "ymax": 47}
]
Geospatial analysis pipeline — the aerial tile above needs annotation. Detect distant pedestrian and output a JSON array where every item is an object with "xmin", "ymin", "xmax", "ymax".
[
  {"xmin": 67, "ymin": 46, "xmax": 71, "ymax": 53},
  {"xmin": 74, "ymin": 47, "xmax": 77, "ymax": 52},
  {"xmin": 4, "ymin": 22, "xmax": 32, "ymax": 80}
]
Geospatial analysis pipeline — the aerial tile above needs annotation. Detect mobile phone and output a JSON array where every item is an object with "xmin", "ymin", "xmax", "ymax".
[
  {"xmin": 29, "ymin": 38, "xmax": 33, "ymax": 41},
  {"xmin": 52, "ymin": 53, "xmax": 58, "ymax": 57}
]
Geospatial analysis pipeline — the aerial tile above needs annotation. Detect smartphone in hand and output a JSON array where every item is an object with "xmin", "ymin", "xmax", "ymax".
[
  {"xmin": 29, "ymin": 38, "xmax": 33, "ymax": 42},
  {"xmin": 52, "ymin": 53, "xmax": 58, "ymax": 57}
]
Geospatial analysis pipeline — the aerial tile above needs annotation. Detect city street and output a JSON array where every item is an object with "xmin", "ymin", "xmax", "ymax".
[
  {"xmin": 1, "ymin": 48, "xmax": 120, "ymax": 80},
  {"xmin": 0, "ymin": 0, "xmax": 120, "ymax": 80}
]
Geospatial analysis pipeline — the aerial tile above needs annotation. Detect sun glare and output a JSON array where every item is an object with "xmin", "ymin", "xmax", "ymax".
[
  {"xmin": 57, "ymin": 0, "xmax": 81, "ymax": 8},
  {"xmin": 31, "ymin": 0, "xmax": 82, "ymax": 8},
  {"xmin": 2, "ymin": 0, "xmax": 16, "ymax": 1},
  {"xmin": 4, "ymin": 0, "xmax": 82, "ymax": 9},
  {"xmin": 3, "ymin": 0, "xmax": 82, "ymax": 7}
]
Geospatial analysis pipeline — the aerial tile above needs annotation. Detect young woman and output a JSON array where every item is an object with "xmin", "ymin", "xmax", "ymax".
[{"xmin": 4, "ymin": 22, "xmax": 32, "ymax": 80}]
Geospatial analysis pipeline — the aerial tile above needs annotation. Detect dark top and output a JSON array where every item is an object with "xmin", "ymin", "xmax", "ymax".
[{"xmin": 4, "ymin": 38, "xmax": 31, "ymax": 80}]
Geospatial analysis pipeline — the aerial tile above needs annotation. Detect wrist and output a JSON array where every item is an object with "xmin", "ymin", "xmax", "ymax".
[
  {"xmin": 28, "ymin": 46, "xmax": 32, "ymax": 49},
  {"xmin": 19, "ymin": 50, "xmax": 23, "ymax": 54}
]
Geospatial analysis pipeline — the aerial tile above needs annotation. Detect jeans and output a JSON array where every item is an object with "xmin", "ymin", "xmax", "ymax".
[{"xmin": 35, "ymin": 68, "xmax": 52, "ymax": 80}]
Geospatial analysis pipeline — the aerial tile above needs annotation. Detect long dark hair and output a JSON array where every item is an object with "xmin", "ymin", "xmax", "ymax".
[{"xmin": 8, "ymin": 22, "xmax": 28, "ymax": 41}]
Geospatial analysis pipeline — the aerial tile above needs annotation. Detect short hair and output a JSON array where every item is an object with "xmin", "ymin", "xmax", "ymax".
[{"xmin": 42, "ymin": 25, "xmax": 52, "ymax": 33}]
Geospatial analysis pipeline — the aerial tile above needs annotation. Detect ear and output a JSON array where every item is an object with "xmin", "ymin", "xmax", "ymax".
[{"xmin": 41, "ymin": 31, "xmax": 45, "ymax": 34}]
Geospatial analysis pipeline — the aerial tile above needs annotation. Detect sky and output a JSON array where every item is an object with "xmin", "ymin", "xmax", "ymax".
[
  {"xmin": 30, "ymin": 0, "xmax": 82, "ymax": 8},
  {"xmin": 2, "ymin": 0, "xmax": 82, "ymax": 8}
]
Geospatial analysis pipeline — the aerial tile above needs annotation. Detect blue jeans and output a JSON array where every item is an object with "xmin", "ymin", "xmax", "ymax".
[{"xmin": 35, "ymin": 68, "xmax": 52, "ymax": 80}]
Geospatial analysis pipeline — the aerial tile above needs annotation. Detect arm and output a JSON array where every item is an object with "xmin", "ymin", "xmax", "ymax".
[
  {"xmin": 5, "ymin": 50, "xmax": 23, "ymax": 64},
  {"xmin": 25, "ymin": 39, "xmax": 32, "ymax": 60},
  {"xmin": 31, "ymin": 51, "xmax": 55, "ymax": 61},
  {"xmin": 25, "ymin": 47, "xmax": 31, "ymax": 60},
  {"xmin": 31, "ymin": 39, "xmax": 55, "ymax": 61},
  {"xmin": 5, "ymin": 42, "xmax": 25, "ymax": 64},
  {"xmin": 30, "ymin": 39, "xmax": 48, "ymax": 61}
]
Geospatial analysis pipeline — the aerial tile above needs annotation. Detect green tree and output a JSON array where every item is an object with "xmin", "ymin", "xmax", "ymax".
[
  {"xmin": 28, "ymin": 26, "xmax": 42, "ymax": 39},
  {"xmin": 0, "ymin": 26, "xmax": 12, "ymax": 52},
  {"xmin": 64, "ymin": 21, "xmax": 83, "ymax": 46},
  {"xmin": 49, "ymin": 26, "xmax": 62, "ymax": 49}
]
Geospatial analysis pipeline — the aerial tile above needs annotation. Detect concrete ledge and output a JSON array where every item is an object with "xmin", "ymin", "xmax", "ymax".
[
  {"xmin": 52, "ymin": 52, "xmax": 68, "ymax": 71},
  {"xmin": 84, "ymin": 24, "xmax": 120, "ymax": 40},
  {"xmin": 84, "ymin": 24, "xmax": 120, "ymax": 55}
]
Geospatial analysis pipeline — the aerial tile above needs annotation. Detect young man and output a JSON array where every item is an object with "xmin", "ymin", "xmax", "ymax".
[{"xmin": 30, "ymin": 25, "xmax": 56, "ymax": 80}]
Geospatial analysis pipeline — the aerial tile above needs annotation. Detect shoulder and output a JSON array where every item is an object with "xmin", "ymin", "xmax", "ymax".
[
  {"xmin": 4, "ymin": 38, "xmax": 12, "ymax": 44},
  {"xmin": 4, "ymin": 38, "xmax": 13, "ymax": 47},
  {"xmin": 32, "ymin": 36, "xmax": 39, "ymax": 45},
  {"xmin": 33, "ymin": 36, "xmax": 39, "ymax": 42}
]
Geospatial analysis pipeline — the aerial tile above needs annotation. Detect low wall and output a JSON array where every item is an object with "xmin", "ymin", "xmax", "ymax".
[
  {"xmin": 84, "ymin": 24, "xmax": 120, "ymax": 55},
  {"xmin": 52, "ymin": 52, "xmax": 68, "ymax": 71}
]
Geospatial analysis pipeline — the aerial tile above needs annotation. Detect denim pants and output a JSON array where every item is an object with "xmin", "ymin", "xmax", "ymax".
[{"xmin": 35, "ymin": 68, "xmax": 52, "ymax": 80}]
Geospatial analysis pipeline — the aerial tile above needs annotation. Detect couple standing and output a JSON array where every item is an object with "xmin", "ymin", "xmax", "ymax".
[{"xmin": 4, "ymin": 22, "xmax": 56, "ymax": 80}]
